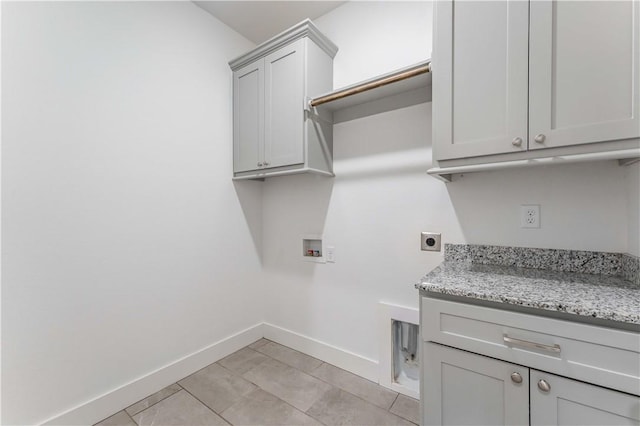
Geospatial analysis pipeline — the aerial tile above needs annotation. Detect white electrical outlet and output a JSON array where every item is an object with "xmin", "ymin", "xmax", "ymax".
[
  {"xmin": 520, "ymin": 204, "xmax": 541, "ymax": 228},
  {"xmin": 421, "ymin": 232, "xmax": 442, "ymax": 251},
  {"xmin": 326, "ymin": 246, "xmax": 335, "ymax": 263}
]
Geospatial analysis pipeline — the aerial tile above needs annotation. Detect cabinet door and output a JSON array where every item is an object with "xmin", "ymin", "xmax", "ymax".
[
  {"xmin": 264, "ymin": 38, "xmax": 305, "ymax": 169},
  {"xmin": 531, "ymin": 370, "xmax": 640, "ymax": 425},
  {"xmin": 423, "ymin": 342, "xmax": 529, "ymax": 426},
  {"xmin": 233, "ymin": 61, "xmax": 264, "ymax": 173},
  {"xmin": 529, "ymin": 1, "xmax": 640, "ymax": 150},
  {"xmin": 432, "ymin": 0, "xmax": 529, "ymax": 160}
]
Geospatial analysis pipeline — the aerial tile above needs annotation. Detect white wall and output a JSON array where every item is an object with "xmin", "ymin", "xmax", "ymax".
[
  {"xmin": 445, "ymin": 161, "xmax": 629, "ymax": 251},
  {"xmin": 1, "ymin": 2, "xmax": 262, "ymax": 424},
  {"xmin": 261, "ymin": 0, "xmax": 636, "ymax": 368},
  {"xmin": 317, "ymin": 1, "xmax": 433, "ymax": 89}
]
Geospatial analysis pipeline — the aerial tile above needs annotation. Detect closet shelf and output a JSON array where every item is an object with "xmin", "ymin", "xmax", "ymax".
[{"xmin": 307, "ymin": 60, "xmax": 431, "ymax": 114}]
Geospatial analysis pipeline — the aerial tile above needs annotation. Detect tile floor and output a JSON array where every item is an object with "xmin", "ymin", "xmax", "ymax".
[{"xmin": 95, "ymin": 339, "xmax": 419, "ymax": 426}]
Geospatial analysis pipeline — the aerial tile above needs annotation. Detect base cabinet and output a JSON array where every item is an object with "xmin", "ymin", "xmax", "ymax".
[
  {"xmin": 423, "ymin": 342, "xmax": 529, "ymax": 425},
  {"xmin": 424, "ymin": 343, "xmax": 640, "ymax": 426},
  {"xmin": 531, "ymin": 370, "xmax": 640, "ymax": 426},
  {"xmin": 421, "ymin": 297, "xmax": 640, "ymax": 426}
]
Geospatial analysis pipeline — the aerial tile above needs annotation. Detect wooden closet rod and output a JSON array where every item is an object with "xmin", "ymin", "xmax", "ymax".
[{"xmin": 309, "ymin": 63, "xmax": 431, "ymax": 108}]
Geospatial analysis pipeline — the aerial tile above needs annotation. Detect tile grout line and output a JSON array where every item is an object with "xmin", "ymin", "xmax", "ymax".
[
  {"xmin": 252, "ymin": 341, "xmax": 400, "ymax": 405},
  {"xmin": 389, "ymin": 392, "xmax": 400, "ymax": 411},
  {"xmin": 270, "ymin": 351, "xmax": 413, "ymax": 424},
  {"xmin": 125, "ymin": 383, "xmax": 183, "ymax": 418},
  {"xmin": 306, "ymin": 364, "xmax": 400, "ymax": 411},
  {"xmin": 214, "ymin": 348, "xmax": 330, "ymax": 426},
  {"xmin": 195, "ymin": 357, "xmax": 294, "ymax": 425},
  {"xmin": 177, "ymin": 386, "xmax": 232, "ymax": 425},
  {"xmin": 253, "ymin": 341, "xmax": 325, "ymax": 372},
  {"xmin": 124, "ymin": 410, "xmax": 138, "ymax": 426},
  {"xmin": 303, "ymin": 385, "xmax": 409, "ymax": 423},
  {"xmin": 309, "ymin": 361, "xmax": 326, "ymax": 374},
  {"xmin": 388, "ymin": 393, "xmax": 420, "ymax": 425},
  {"xmin": 220, "ymin": 381, "xmax": 331, "ymax": 426},
  {"xmin": 241, "ymin": 342, "xmax": 404, "ymax": 416},
  {"xmin": 248, "ymin": 338, "xmax": 271, "ymax": 350},
  {"xmin": 220, "ymin": 345, "xmax": 333, "ymax": 425}
]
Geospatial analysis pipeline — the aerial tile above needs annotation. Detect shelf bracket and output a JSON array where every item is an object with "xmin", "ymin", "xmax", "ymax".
[
  {"xmin": 304, "ymin": 97, "xmax": 332, "ymax": 124},
  {"xmin": 618, "ymin": 157, "xmax": 640, "ymax": 166},
  {"xmin": 428, "ymin": 172, "xmax": 453, "ymax": 183}
]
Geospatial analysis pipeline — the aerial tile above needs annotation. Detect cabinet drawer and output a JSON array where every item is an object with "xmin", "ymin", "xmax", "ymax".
[{"xmin": 421, "ymin": 297, "xmax": 640, "ymax": 396}]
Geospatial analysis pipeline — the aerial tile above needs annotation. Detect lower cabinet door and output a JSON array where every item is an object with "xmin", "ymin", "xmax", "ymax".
[
  {"xmin": 530, "ymin": 370, "xmax": 640, "ymax": 426},
  {"xmin": 423, "ymin": 342, "xmax": 529, "ymax": 426}
]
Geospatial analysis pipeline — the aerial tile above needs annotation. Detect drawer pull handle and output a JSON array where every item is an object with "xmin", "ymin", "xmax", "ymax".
[{"xmin": 503, "ymin": 334, "xmax": 561, "ymax": 354}]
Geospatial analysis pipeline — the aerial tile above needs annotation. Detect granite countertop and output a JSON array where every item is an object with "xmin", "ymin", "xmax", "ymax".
[{"xmin": 416, "ymin": 261, "xmax": 640, "ymax": 325}]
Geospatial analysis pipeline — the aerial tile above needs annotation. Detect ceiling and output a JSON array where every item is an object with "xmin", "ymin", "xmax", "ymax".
[{"xmin": 194, "ymin": 1, "xmax": 346, "ymax": 44}]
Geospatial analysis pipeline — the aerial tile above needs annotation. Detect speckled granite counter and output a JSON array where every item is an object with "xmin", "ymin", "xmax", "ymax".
[{"xmin": 416, "ymin": 245, "xmax": 640, "ymax": 327}]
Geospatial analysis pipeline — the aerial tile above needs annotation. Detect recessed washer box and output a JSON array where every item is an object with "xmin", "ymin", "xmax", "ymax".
[{"xmin": 302, "ymin": 234, "xmax": 325, "ymax": 263}]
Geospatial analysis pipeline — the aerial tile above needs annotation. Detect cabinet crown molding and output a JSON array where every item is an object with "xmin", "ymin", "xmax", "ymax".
[{"xmin": 229, "ymin": 19, "xmax": 338, "ymax": 71}]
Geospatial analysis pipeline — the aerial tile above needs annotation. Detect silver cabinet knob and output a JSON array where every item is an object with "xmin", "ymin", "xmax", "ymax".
[
  {"xmin": 257, "ymin": 162, "xmax": 263, "ymax": 167},
  {"xmin": 537, "ymin": 379, "xmax": 551, "ymax": 392},
  {"xmin": 510, "ymin": 372, "xmax": 523, "ymax": 384},
  {"xmin": 534, "ymin": 133, "xmax": 546, "ymax": 143},
  {"xmin": 512, "ymin": 137, "xmax": 523, "ymax": 147},
  {"xmin": 264, "ymin": 161, "xmax": 270, "ymax": 166}
]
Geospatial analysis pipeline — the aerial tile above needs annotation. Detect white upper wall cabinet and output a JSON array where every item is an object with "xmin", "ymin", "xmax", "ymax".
[
  {"xmin": 529, "ymin": 0, "xmax": 640, "ymax": 150},
  {"xmin": 432, "ymin": 0, "xmax": 640, "ymax": 163},
  {"xmin": 230, "ymin": 20, "xmax": 337, "ymax": 180},
  {"xmin": 264, "ymin": 39, "xmax": 305, "ymax": 169},
  {"xmin": 432, "ymin": 0, "xmax": 529, "ymax": 160},
  {"xmin": 234, "ymin": 61, "xmax": 264, "ymax": 173}
]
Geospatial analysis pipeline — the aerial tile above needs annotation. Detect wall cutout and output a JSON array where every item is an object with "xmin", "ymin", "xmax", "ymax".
[
  {"xmin": 378, "ymin": 302, "xmax": 419, "ymax": 399},
  {"xmin": 302, "ymin": 234, "xmax": 325, "ymax": 263},
  {"xmin": 393, "ymin": 320, "xmax": 419, "ymax": 392}
]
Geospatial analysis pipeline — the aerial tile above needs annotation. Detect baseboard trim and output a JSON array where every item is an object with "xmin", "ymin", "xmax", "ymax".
[
  {"xmin": 42, "ymin": 323, "xmax": 265, "ymax": 425},
  {"xmin": 262, "ymin": 322, "xmax": 379, "ymax": 382},
  {"xmin": 41, "ymin": 322, "xmax": 380, "ymax": 425}
]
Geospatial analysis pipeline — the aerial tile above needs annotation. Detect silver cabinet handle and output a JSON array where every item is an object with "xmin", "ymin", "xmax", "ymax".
[
  {"xmin": 512, "ymin": 137, "xmax": 523, "ymax": 147},
  {"xmin": 503, "ymin": 334, "xmax": 561, "ymax": 354},
  {"xmin": 510, "ymin": 372, "xmax": 523, "ymax": 384},
  {"xmin": 257, "ymin": 162, "xmax": 263, "ymax": 167},
  {"xmin": 264, "ymin": 161, "xmax": 270, "ymax": 166},
  {"xmin": 534, "ymin": 133, "xmax": 546, "ymax": 143},
  {"xmin": 537, "ymin": 379, "xmax": 551, "ymax": 392}
]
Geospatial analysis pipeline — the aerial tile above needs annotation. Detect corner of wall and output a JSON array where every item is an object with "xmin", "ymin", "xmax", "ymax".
[{"xmin": 625, "ymin": 162, "xmax": 640, "ymax": 256}]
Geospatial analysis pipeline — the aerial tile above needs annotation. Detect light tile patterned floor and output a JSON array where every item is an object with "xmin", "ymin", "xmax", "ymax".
[{"xmin": 95, "ymin": 339, "xmax": 419, "ymax": 426}]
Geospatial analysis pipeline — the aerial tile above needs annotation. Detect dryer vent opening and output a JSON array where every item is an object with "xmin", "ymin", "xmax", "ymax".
[{"xmin": 392, "ymin": 320, "xmax": 420, "ymax": 391}]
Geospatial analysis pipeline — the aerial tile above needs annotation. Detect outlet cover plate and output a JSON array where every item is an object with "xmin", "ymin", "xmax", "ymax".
[
  {"xmin": 326, "ymin": 246, "xmax": 335, "ymax": 263},
  {"xmin": 421, "ymin": 232, "xmax": 442, "ymax": 251},
  {"xmin": 520, "ymin": 204, "xmax": 541, "ymax": 228}
]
